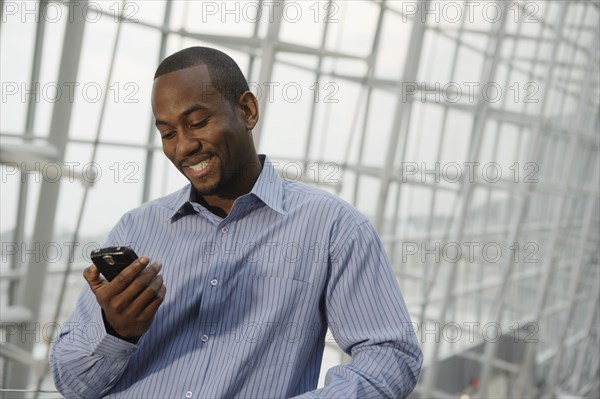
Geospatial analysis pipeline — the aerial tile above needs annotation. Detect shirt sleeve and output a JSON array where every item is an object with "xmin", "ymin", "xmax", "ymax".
[
  {"xmin": 49, "ymin": 287, "xmax": 138, "ymax": 399},
  {"xmin": 49, "ymin": 216, "xmax": 138, "ymax": 399},
  {"xmin": 294, "ymin": 219, "xmax": 423, "ymax": 399}
]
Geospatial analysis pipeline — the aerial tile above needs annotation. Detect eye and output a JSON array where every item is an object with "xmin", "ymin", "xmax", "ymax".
[
  {"xmin": 160, "ymin": 131, "xmax": 176, "ymax": 140},
  {"xmin": 189, "ymin": 119, "xmax": 208, "ymax": 129}
]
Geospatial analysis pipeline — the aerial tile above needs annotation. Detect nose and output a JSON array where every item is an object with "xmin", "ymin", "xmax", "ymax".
[{"xmin": 176, "ymin": 130, "xmax": 201, "ymax": 158}]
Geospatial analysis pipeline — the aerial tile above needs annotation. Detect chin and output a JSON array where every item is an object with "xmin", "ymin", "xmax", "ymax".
[{"xmin": 191, "ymin": 179, "xmax": 223, "ymax": 196}]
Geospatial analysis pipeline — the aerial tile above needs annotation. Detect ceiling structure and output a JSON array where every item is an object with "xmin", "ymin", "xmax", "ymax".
[{"xmin": 1, "ymin": 1, "xmax": 598, "ymax": 398}]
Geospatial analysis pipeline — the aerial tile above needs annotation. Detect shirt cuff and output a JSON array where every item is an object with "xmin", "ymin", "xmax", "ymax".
[{"xmin": 89, "ymin": 309, "xmax": 138, "ymax": 359}]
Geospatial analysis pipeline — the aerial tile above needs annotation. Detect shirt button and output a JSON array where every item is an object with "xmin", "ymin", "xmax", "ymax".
[
  {"xmin": 201, "ymin": 334, "xmax": 209, "ymax": 342},
  {"xmin": 185, "ymin": 391, "xmax": 193, "ymax": 398},
  {"xmin": 221, "ymin": 226, "xmax": 228, "ymax": 233},
  {"xmin": 210, "ymin": 279, "xmax": 218, "ymax": 286}
]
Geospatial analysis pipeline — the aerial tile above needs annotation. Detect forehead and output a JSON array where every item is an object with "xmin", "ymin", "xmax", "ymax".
[{"xmin": 151, "ymin": 64, "xmax": 223, "ymax": 114}]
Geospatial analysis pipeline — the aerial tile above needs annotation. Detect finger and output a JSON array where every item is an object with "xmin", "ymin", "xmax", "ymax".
[
  {"xmin": 108, "ymin": 256, "xmax": 151, "ymax": 294},
  {"xmin": 139, "ymin": 284, "xmax": 167, "ymax": 320},
  {"xmin": 128, "ymin": 274, "xmax": 164, "ymax": 314},
  {"xmin": 83, "ymin": 264, "xmax": 105, "ymax": 291},
  {"xmin": 110, "ymin": 262, "xmax": 162, "ymax": 311},
  {"xmin": 118, "ymin": 262, "xmax": 162, "ymax": 303}
]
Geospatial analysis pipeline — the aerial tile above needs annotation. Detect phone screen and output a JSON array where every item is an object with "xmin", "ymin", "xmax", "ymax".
[{"xmin": 91, "ymin": 246, "xmax": 139, "ymax": 281}]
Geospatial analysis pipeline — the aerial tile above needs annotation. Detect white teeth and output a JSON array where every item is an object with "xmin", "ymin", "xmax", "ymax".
[{"xmin": 189, "ymin": 159, "xmax": 210, "ymax": 171}]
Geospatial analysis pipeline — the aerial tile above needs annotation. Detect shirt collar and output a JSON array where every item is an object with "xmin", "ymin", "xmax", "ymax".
[
  {"xmin": 251, "ymin": 154, "xmax": 286, "ymax": 215},
  {"xmin": 169, "ymin": 154, "xmax": 286, "ymax": 222},
  {"xmin": 168, "ymin": 185, "xmax": 197, "ymax": 222}
]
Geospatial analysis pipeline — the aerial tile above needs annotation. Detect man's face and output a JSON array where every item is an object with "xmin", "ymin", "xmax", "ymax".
[{"xmin": 151, "ymin": 65, "xmax": 255, "ymax": 196}]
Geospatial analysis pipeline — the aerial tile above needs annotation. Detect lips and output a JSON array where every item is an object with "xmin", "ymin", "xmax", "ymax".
[
  {"xmin": 189, "ymin": 159, "xmax": 210, "ymax": 172},
  {"xmin": 180, "ymin": 153, "xmax": 213, "ymax": 168},
  {"xmin": 181, "ymin": 154, "xmax": 215, "ymax": 179}
]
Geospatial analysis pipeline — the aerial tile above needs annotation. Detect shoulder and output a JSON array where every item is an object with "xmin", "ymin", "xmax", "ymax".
[
  {"xmin": 118, "ymin": 185, "xmax": 190, "ymax": 223},
  {"xmin": 281, "ymin": 179, "xmax": 369, "ymax": 229},
  {"xmin": 281, "ymin": 181, "xmax": 384, "ymax": 263}
]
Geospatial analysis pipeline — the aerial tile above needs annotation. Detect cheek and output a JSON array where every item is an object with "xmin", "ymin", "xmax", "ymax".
[{"xmin": 162, "ymin": 143, "xmax": 177, "ymax": 163}]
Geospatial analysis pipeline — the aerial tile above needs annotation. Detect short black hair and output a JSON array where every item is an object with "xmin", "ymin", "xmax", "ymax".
[{"xmin": 154, "ymin": 47, "xmax": 249, "ymax": 106}]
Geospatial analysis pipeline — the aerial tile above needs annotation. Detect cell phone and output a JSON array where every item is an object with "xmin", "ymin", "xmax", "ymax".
[{"xmin": 91, "ymin": 246, "xmax": 139, "ymax": 282}]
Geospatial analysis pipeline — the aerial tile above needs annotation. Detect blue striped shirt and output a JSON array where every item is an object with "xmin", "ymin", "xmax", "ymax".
[{"xmin": 50, "ymin": 155, "xmax": 422, "ymax": 398}]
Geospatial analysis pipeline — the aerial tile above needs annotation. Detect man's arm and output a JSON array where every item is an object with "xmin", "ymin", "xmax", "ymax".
[
  {"xmin": 50, "ymin": 257, "xmax": 165, "ymax": 399},
  {"xmin": 50, "ymin": 284, "xmax": 138, "ymax": 399},
  {"xmin": 296, "ymin": 220, "xmax": 422, "ymax": 399}
]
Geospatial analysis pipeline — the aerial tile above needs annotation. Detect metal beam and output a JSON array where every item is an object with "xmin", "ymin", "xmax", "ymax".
[
  {"xmin": 251, "ymin": 0, "xmax": 284, "ymax": 148},
  {"xmin": 545, "ymin": 16, "xmax": 599, "ymax": 393},
  {"xmin": 422, "ymin": 5, "xmax": 509, "ymax": 397},
  {"xmin": 141, "ymin": 1, "xmax": 172, "ymax": 203},
  {"xmin": 6, "ymin": 0, "xmax": 87, "ymax": 391},
  {"xmin": 373, "ymin": 0, "xmax": 430, "ymax": 231}
]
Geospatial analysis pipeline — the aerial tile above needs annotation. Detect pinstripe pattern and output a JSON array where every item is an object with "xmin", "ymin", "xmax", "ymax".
[{"xmin": 50, "ymin": 155, "xmax": 422, "ymax": 399}]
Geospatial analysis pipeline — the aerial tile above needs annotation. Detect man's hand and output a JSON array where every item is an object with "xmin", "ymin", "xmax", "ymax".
[{"xmin": 83, "ymin": 257, "xmax": 166, "ymax": 340}]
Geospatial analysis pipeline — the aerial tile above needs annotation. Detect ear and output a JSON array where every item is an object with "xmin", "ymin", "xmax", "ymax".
[{"xmin": 237, "ymin": 91, "xmax": 259, "ymax": 131}]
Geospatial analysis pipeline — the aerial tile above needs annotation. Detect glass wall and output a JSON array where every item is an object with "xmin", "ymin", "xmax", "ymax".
[{"xmin": 1, "ymin": 1, "xmax": 598, "ymax": 397}]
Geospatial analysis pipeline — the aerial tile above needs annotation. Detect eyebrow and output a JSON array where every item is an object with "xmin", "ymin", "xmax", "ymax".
[{"xmin": 155, "ymin": 104, "xmax": 209, "ymax": 127}]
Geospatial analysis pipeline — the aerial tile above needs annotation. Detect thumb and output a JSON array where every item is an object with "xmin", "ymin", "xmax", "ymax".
[{"xmin": 83, "ymin": 264, "xmax": 105, "ymax": 291}]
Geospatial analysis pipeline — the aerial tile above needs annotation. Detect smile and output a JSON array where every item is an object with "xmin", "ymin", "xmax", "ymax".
[
  {"xmin": 189, "ymin": 159, "xmax": 210, "ymax": 172},
  {"xmin": 183, "ymin": 155, "xmax": 215, "ymax": 179}
]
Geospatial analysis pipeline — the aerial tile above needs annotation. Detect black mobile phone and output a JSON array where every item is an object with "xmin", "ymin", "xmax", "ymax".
[{"xmin": 91, "ymin": 246, "xmax": 139, "ymax": 282}]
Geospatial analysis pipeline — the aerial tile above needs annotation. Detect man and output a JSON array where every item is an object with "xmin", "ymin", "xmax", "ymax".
[{"xmin": 50, "ymin": 47, "xmax": 422, "ymax": 398}]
